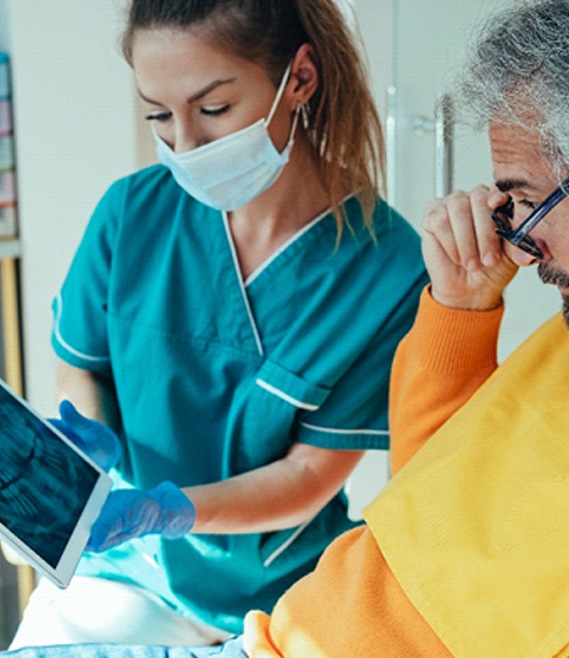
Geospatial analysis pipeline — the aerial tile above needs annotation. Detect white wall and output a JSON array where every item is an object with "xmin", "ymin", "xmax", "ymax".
[
  {"xmin": 0, "ymin": 0, "xmax": 10, "ymax": 49},
  {"xmin": 6, "ymin": 0, "xmax": 138, "ymax": 414}
]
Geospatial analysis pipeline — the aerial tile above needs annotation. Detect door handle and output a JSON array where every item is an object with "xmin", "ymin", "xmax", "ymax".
[
  {"xmin": 411, "ymin": 94, "xmax": 455, "ymax": 197},
  {"xmin": 434, "ymin": 94, "xmax": 454, "ymax": 197},
  {"xmin": 385, "ymin": 85, "xmax": 397, "ymax": 207}
]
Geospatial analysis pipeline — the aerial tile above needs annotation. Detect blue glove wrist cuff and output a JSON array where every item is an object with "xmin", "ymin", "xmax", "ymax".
[{"xmin": 148, "ymin": 481, "xmax": 196, "ymax": 538}]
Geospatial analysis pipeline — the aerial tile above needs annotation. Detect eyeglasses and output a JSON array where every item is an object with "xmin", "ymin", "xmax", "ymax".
[{"xmin": 491, "ymin": 176, "xmax": 569, "ymax": 260}]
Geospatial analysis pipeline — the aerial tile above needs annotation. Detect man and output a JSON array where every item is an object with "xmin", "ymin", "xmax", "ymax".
[{"xmin": 6, "ymin": 0, "xmax": 569, "ymax": 656}]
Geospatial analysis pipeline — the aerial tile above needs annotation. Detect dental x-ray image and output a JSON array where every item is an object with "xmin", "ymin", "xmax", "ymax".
[{"xmin": 0, "ymin": 384, "xmax": 99, "ymax": 568}]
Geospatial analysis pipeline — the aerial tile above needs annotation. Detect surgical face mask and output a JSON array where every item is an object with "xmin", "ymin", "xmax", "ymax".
[{"xmin": 153, "ymin": 63, "xmax": 300, "ymax": 211}]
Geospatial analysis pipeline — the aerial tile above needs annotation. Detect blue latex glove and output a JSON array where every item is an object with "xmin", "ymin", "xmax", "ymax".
[
  {"xmin": 50, "ymin": 400, "xmax": 121, "ymax": 472},
  {"xmin": 87, "ymin": 481, "xmax": 196, "ymax": 552}
]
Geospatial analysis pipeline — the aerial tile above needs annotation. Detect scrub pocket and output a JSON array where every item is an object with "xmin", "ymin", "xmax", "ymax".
[{"xmin": 232, "ymin": 359, "xmax": 331, "ymax": 472}]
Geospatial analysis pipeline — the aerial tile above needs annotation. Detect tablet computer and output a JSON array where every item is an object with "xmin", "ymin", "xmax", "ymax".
[{"xmin": 0, "ymin": 378, "xmax": 112, "ymax": 588}]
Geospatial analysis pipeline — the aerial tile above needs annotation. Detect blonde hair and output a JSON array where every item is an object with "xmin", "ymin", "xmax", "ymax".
[{"xmin": 123, "ymin": 0, "xmax": 385, "ymax": 234}]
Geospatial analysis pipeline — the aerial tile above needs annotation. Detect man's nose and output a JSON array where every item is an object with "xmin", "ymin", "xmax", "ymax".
[{"xmin": 503, "ymin": 242, "xmax": 540, "ymax": 267}]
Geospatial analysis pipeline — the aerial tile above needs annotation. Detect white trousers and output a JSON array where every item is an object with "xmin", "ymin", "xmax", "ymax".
[{"xmin": 9, "ymin": 577, "xmax": 232, "ymax": 649}]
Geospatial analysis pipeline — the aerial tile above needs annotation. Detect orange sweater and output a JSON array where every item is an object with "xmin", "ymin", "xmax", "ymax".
[{"xmin": 243, "ymin": 288, "xmax": 503, "ymax": 657}]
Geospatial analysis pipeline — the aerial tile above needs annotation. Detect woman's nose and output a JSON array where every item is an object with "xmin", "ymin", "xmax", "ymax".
[
  {"xmin": 174, "ymin": 138, "xmax": 196, "ymax": 154},
  {"xmin": 173, "ymin": 125, "xmax": 198, "ymax": 154}
]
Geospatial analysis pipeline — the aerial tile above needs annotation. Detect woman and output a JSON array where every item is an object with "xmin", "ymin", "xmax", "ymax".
[{"xmin": 11, "ymin": 0, "xmax": 427, "ymax": 649}]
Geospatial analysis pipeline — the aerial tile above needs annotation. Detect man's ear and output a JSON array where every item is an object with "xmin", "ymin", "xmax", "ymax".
[{"xmin": 286, "ymin": 43, "xmax": 319, "ymax": 110}]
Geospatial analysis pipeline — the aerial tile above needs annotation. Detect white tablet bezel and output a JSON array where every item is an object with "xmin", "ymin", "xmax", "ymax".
[{"xmin": 0, "ymin": 378, "xmax": 112, "ymax": 588}]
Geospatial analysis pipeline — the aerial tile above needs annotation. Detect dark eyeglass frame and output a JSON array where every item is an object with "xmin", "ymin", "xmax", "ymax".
[{"xmin": 491, "ymin": 175, "xmax": 569, "ymax": 260}]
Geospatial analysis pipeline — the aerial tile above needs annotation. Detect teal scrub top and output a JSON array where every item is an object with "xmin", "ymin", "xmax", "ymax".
[{"xmin": 51, "ymin": 165, "xmax": 428, "ymax": 633}]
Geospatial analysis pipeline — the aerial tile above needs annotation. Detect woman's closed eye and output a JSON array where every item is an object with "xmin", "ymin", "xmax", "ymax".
[
  {"xmin": 144, "ymin": 105, "xmax": 230, "ymax": 121},
  {"xmin": 200, "ymin": 104, "xmax": 231, "ymax": 117},
  {"xmin": 144, "ymin": 111, "xmax": 172, "ymax": 122}
]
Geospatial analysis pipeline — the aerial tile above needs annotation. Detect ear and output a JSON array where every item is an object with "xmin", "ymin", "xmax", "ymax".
[{"xmin": 286, "ymin": 43, "xmax": 319, "ymax": 110}]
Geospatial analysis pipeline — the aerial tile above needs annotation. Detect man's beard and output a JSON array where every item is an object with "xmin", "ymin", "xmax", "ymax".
[
  {"xmin": 538, "ymin": 262, "xmax": 569, "ymax": 326},
  {"xmin": 563, "ymin": 295, "xmax": 569, "ymax": 325}
]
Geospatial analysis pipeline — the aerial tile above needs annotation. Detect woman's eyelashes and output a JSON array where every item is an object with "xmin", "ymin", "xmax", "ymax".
[
  {"xmin": 144, "ymin": 111, "xmax": 172, "ymax": 122},
  {"xmin": 200, "ymin": 104, "xmax": 231, "ymax": 116},
  {"xmin": 144, "ymin": 105, "xmax": 231, "ymax": 122}
]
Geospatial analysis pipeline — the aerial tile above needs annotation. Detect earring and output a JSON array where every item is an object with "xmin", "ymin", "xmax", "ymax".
[{"xmin": 300, "ymin": 102, "xmax": 310, "ymax": 130}]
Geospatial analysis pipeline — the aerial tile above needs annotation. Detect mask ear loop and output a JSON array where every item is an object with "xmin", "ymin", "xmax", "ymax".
[
  {"xmin": 266, "ymin": 63, "xmax": 302, "ymax": 151},
  {"xmin": 276, "ymin": 103, "xmax": 302, "ymax": 156},
  {"xmin": 266, "ymin": 61, "xmax": 294, "ymax": 126},
  {"xmin": 289, "ymin": 102, "xmax": 301, "ymax": 139}
]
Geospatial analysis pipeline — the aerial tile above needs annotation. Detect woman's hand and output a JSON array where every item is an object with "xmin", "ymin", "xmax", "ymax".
[
  {"xmin": 421, "ymin": 185, "xmax": 519, "ymax": 310},
  {"xmin": 87, "ymin": 482, "xmax": 196, "ymax": 552},
  {"xmin": 51, "ymin": 400, "xmax": 121, "ymax": 472}
]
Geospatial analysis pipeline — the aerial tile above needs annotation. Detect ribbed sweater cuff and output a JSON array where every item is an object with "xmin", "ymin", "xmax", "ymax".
[{"xmin": 408, "ymin": 286, "xmax": 504, "ymax": 374}]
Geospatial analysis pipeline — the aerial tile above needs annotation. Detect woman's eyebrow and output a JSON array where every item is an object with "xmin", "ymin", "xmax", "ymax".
[
  {"xmin": 186, "ymin": 78, "xmax": 236, "ymax": 103},
  {"xmin": 137, "ymin": 78, "xmax": 237, "ymax": 106}
]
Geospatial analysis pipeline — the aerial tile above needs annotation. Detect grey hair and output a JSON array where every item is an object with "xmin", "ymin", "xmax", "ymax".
[{"xmin": 458, "ymin": 0, "xmax": 569, "ymax": 178}]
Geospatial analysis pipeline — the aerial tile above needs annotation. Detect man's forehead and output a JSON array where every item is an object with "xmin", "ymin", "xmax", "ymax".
[
  {"xmin": 489, "ymin": 121, "xmax": 543, "ymax": 158},
  {"xmin": 489, "ymin": 121, "xmax": 555, "ymax": 192}
]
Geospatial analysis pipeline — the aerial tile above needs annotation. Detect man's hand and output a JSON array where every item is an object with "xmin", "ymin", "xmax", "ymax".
[{"xmin": 421, "ymin": 185, "xmax": 519, "ymax": 310}]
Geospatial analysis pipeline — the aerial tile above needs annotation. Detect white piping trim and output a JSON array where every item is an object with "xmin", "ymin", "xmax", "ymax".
[
  {"xmin": 222, "ymin": 213, "xmax": 264, "ymax": 356},
  {"xmin": 245, "ymin": 211, "xmax": 327, "ymax": 286},
  {"xmin": 256, "ymin": 378, "xmax": 319, "ymax": 411},
  {"xmin": 301, "ymin": 422, "xmax": 389, "ymax": 437},
  {"xmin": 244, "ymin": 193, "xmax": 356, "ymax": 287},
  {"xmin": 52, "ymin": 293, "xmax": 110, "ymax": 364},
  {"xmin": 263, "ymin": 520, "xmax": 311, "ymax": 567}
]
